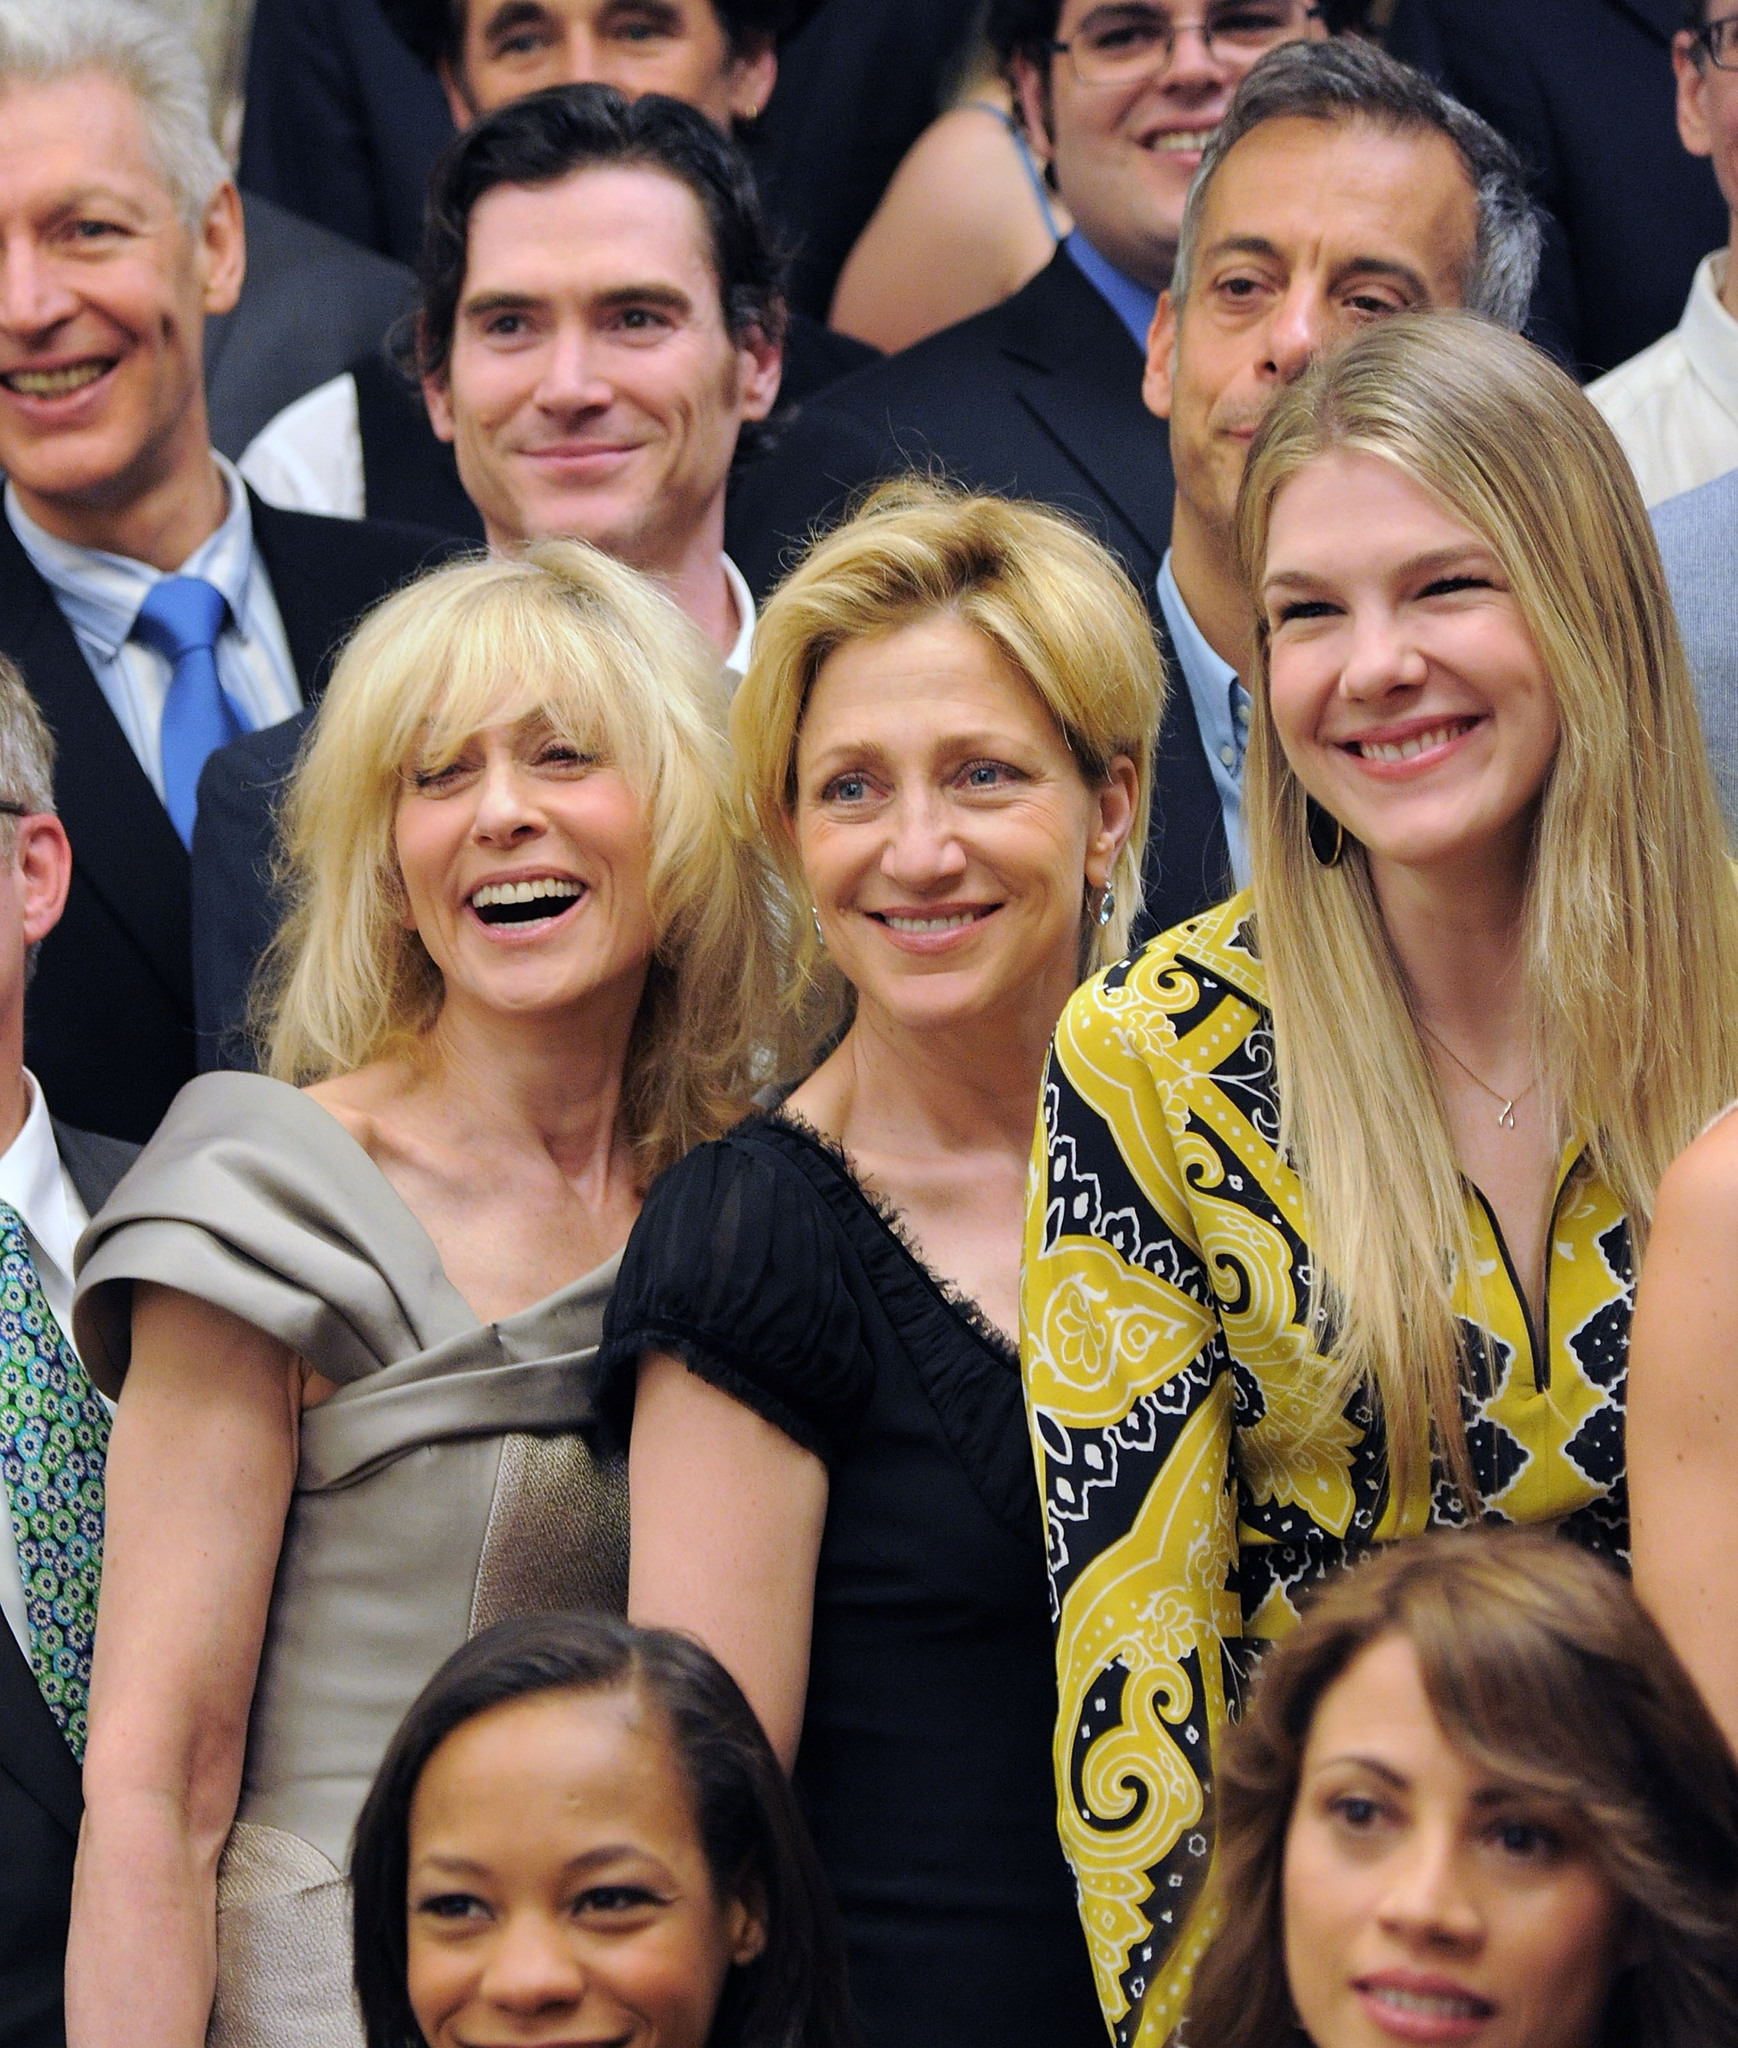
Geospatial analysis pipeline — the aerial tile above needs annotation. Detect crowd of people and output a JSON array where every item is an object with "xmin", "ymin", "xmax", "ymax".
[{"xmin": 1, "ymin": 3, "xmax": 1737, "ymax": 2048}]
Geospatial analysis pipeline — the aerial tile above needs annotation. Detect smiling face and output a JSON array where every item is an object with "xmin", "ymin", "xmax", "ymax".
[
  {"xmin": 792, "ymin": 613, "xmax": 1136, "ymax": 1043},
  {"xmin": 450, "ymin": 0, "xmax": 775, "ymax": 127},
  {"xmin": 394, "ymin": 710, "xmax": 658, "ymax": 1028},
  {"xmin": 0, "ymin": 70, "xmax": 241, "ymax": 539},
  {"xmin": 1282, "ymin": 1633, "xmax": 1624, "ymax": 2048},
  {"xmin": 1011, "ymin": 0, "xmax": 1326, "ymax": 292},
  {"xmin": 424, "ymin": 163, "xmax": 780, "ymax": 569},
  {"xmin": 1260, "ymin": 449, "xmax": 1560, "ymax": 894},
  {"xmin": 1145, "ymin": 115, "xmax": 1479, "ymax": 559},
  {"xmin": 407, "ymin": 1685, "xmax": 766, "ymax": 2048}
]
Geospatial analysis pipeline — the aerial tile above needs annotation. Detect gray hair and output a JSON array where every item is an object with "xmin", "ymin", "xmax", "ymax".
[
  {"xmin": 0, "ymin": 0, "xmax": 228, "ymax": 230},
  {"xmin": 1170, "ymin": 38, "xmax": 1541, "ymax": 331},
  {"xmin": 0, "ymin": 655, "xmax": 56, "ymax": 822}
]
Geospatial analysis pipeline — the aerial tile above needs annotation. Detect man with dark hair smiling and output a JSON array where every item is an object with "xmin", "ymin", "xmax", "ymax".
[
  {"xmin": 196, "ymin": 85, "xmax": 783, "ymax": 1071},
  {"xmin": 238, "ymin": 0, "xmax": 869, "ymax": 532}
]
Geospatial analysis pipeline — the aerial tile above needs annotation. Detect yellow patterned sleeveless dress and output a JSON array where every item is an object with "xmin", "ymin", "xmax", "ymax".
[{"xmin": 1020, "ymin": 894, "xmax": 1632, "ymax": 2047}]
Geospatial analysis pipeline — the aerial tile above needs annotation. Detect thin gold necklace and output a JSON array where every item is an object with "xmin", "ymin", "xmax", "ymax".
[{"xmin": 1418, "ymin": 1020, "xmax": 1538, "ymax": 1131}]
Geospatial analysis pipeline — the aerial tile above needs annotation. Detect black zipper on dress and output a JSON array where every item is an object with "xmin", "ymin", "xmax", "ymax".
[{"xmin": 1467, "ymin": 1170, "xmax": 1575, "ymax": 1395}]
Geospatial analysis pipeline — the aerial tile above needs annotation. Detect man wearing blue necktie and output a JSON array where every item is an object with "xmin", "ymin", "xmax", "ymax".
[
  {"xmin": 0, "ymin": 0, "xmax": 459, "ymax": 1145},
  {"xmin": 0, "ymin": 654, "xmax": 138, "ymax": 2048}
]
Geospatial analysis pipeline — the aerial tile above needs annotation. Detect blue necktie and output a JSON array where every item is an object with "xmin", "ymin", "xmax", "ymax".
[{"xmin": 131, "ymin": 576, "xmax": 249, "ymax": 848}]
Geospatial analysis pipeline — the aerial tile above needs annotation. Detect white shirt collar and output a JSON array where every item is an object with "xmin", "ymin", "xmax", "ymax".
[
  {"xmin": 4, "ymin": 453, "xmax": 263, "ymax": 661},
  {"xmin": 1682, "ymin": 251, "xmax": 1738, "ymax": 423},
  {"xmin": 722, "ymin": 552, "xmax": 756, "ymax": 683},
  {"xmin": 0, "ymin": 1069, "xmax": 81, "ymax": 1294}
]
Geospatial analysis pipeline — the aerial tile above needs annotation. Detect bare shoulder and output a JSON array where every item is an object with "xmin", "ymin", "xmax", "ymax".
[{"xmin": 1656, "ymin": 1105, "xmax": 1738, "ymax": 1225}]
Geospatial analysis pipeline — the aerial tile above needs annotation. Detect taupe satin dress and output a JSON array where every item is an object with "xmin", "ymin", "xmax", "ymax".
[{"xmin": 73, "ymin": 1072, "xmax": 629, "ymax": 2048}]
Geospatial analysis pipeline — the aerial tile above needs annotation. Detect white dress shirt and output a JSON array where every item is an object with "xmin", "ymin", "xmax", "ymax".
[
  {"xmin": 242, "ymin": 369, "xmax": 758, "ymax": 678},
  {"xmin": 5, "ymin": 456, "xmax": 303, "ymax": 803},
  {"xmin": 1588, "ymin": 251, "xmax": 1738, "ymax": 508},
  {"xmin": 240, "ymin": 370, "xmax": 365, "ymax": 520},
  {"xmin": 0, "ymin": 1073, "xmax": 93, "ymax": 1659}
]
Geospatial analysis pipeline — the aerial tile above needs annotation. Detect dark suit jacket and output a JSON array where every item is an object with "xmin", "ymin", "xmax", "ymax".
[
  {"xmin": 237, "ymin": 0, "xmax": 455, "ymax": 268},
  {"xmin": 746, "ymin": 0, "xmax": 986, "ymax": 318},
  {"xmin": 0, "ymin": 1118, "xmax": 137, "ymax": 2048},
  {"xmin": 1388, "ymin": 0, "xmax": 1729, "ymax": 380},
  {"xmin": 1, "ymin": 499, "xmax": 458, "ymax": 1143},
  {"xmin": 204, "ymin": 195, "xmax": 416, "ymax": 459},
  {"xmin": 727, "ymin": 248, "xmax": 1177, "ymax": 598},
  {"xmin": 191, "ymin": 706, "xmax": 316, "ymax": 1074}
]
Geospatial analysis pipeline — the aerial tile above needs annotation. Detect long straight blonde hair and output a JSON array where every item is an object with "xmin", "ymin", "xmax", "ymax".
[
  {"xmin": 259, "ymin": 541, "xmax": 778, "ymax": 1185},
  {"xmin": 1235, "ymin": 314, "xmax": 1738, "ymax": 1512}
]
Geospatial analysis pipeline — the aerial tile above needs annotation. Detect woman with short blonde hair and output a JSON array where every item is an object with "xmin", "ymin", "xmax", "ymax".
[
  {"xmin": 68, "ymin": 542, "xmax": 776, "ymax": 2046},
  {"xmin": 606, "ymin": 481, "xmax": 1163, "ymax": 2048},
  {"xmin": 1023, "ymin": 314, "xmax": 1738, "ymax": 2041}
]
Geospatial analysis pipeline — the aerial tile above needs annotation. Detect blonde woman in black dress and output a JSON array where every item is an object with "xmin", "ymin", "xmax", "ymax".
[{"xmin": 602, "ymin": 482, "xmax": 1165, "ymax": 2048}]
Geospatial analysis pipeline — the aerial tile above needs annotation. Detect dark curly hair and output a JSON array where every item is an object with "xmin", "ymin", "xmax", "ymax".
[
  {"xmin": 351, "ymin": 1610, "xmax": 862, "ymax": 2048},
  {"xmin": 404, "ymin": 80, "xmax": 787, "ymax": 385},
  {"xmin": 1180, "ymin": 1529, "xmax": 1738, "ymax": 2048},
  {"xmin": 380, "ymin": 0, "xmax": 824, "ymax": 75}
]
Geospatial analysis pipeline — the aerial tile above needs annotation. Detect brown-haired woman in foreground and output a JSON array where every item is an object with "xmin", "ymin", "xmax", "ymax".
[
  {"xmin": 603, "ymin": 481, "xmax": 1163, "ymax": 2048},
  {"xmin": 66, "ymin": 544, "xmax": 775, "ymax": 2048},
  {"xmin": 1183, "ymin": 1529, "xmax": 1738, "ymax": 2048}
]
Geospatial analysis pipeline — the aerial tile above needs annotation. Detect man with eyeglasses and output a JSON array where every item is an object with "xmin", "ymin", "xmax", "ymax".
[
  {"xmin": 728, "ymin": 0, "xmax": 1334, "ymax": 936},
  {"xmin": 1587, "ymin": 2, "xmax": 1738, "ymax": 504}
]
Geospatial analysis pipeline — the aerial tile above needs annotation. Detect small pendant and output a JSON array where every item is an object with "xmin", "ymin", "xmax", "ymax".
[{"xmin": 1497, "ymin": 1099, "xmax": 1517, "ymax": 1130}]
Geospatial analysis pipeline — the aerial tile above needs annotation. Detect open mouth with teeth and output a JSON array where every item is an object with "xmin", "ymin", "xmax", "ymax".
[
  {"xmin": 869, "ymin": 907, "xmax": 999, "ymax": 935},
  {"xmin": 469, "ymin": 876, "xmax": 585, "ymax": 926},
  {"xmin": 1357, "ymin": 1981, "xmax": 1495, "ymax": 2026},
  {"xmin": 2, "ymin": 359, "xmax": 114, "ymax": 399},
  {"xmin": 1347, "ymin": 718, "xmax": 1480, "ymax": 765},
  {"xmin": 1150, "ymin": 127, "xmax": 1218, "ymax": 153}
]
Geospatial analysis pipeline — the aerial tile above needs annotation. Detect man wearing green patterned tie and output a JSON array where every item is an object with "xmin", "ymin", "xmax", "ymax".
[{"xmin": 0, "ymin": 654, "xmax": 138, "ymax": 2048}]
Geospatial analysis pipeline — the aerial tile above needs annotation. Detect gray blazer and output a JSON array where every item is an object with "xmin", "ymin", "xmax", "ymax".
[
  {"xmin": 1654, "ymin": 468, "xmax": 1738, "ymax": 839},
  {"xmin": 204, "ymin": 194, "xmax": 415, "ymax": 459}
]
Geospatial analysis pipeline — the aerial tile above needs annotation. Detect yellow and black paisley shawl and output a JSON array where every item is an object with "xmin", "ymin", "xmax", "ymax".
[{"xmin": 1020, "ymin": 893, "xmax": 1632, "ymax": 2046}]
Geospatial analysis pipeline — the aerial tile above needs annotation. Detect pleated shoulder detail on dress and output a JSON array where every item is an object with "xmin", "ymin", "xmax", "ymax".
[
  {"xmin": 75, "ymin": 1070, "xmax": 491, "ymax": 1395},
  {"xmin": 599, "ymin": 1124, "xmax": 872, "ymax": 1464}
]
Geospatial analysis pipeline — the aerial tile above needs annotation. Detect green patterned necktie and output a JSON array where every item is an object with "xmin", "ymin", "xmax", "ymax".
[{"xmin": 0, "ymin": 1198, "xmax": 108, "ymax": 1758}]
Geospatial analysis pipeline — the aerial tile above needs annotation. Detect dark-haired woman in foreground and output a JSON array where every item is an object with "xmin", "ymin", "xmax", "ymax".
[
  {"xmin": 351, "ymin": 1612, "xmax": 859, "ymax": 2048},
  {"xmin": 1182, "ymin": 1528, "xmax": 1738, "ymax": 2048}
]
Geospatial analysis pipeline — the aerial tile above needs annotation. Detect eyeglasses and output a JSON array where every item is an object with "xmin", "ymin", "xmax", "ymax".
[
  {"xmin": 1049, "ymin": 3, "xmax": 1322, "ymax": 89},
  {"xmin": 0, "ymin": 803, "xmax": 30, "ymax": 819},
  {"xmin": 1698, "ymin": 12, "xmax": 1738, "ymax": 68}
]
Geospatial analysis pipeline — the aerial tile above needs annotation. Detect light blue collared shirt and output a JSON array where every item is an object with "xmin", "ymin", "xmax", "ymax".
[
  {"xmin": 5, "ymin": 456, "xmax": 301, "ymax": 806},
  {"xmin": 1157, "ymin": 551, "xmax": 1252, "ymax": 887},
  {"xmin": 1063, "ymin": 231, "xmax": 1160, "ymax": 352}
]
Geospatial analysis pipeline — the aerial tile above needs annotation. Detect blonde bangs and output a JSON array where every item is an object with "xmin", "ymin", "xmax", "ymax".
[{"xmin": 259, "ymin": 542, "xmax": 778, "ymax": 1182}]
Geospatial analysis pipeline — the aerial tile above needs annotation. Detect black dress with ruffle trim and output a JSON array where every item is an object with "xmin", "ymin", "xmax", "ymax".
[{"xmin": 600, "ymin": 1113, "xmax": 1104, "ymax": 2048}]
